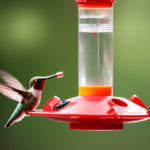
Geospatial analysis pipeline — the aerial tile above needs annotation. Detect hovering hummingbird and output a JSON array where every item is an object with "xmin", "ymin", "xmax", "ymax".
[{"xmin": 0, "ymin": 70, "xmax": 63, "ymax": 128}]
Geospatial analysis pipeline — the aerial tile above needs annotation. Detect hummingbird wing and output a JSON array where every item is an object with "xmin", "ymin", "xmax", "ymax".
[
  {"xmin": 0, "ymin": 70, "xmax": 26, "ymax": 90},
  {"xmin": 0, "ymin": 83, "xmax": 24, "ymax": 103}
]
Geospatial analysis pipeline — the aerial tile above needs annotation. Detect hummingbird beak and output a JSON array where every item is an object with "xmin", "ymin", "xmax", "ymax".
[{"xmin": 40, "ymin": 72, "xmax": 64, "ymax": 80}]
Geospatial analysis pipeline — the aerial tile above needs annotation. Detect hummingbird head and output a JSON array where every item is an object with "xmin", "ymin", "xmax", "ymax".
[{"xmin": 29, "ymin": 72, "xmax": 63, "ymax": 91}]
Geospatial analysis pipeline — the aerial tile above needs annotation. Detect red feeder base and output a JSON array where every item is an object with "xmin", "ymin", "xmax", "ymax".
[{"xmin": 29, "ymin": 95, "xmax": 150, "ymax": 131}]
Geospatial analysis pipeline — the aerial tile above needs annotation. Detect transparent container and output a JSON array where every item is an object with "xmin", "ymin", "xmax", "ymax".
[{"xmin": 78, "ymin": 7, "xmax": 113, "ymax": 96}]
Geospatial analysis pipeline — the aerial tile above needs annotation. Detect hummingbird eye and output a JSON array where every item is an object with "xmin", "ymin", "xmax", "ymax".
[{"xmin": 37, "ymin": 79, "xmax": 40, "ymax": 82}]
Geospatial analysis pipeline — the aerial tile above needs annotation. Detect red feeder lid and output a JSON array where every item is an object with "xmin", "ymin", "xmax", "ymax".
[{"xmin": 76, "ymin": 0, "xmax": 115, "ymax": 8}]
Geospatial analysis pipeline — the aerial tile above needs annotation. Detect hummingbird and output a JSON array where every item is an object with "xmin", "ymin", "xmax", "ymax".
[{"xmin": 0, "ymin": 70, "xmax": 63, "ymax": 128}]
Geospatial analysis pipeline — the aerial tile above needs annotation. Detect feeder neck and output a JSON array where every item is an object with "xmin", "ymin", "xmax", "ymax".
[{"xmin": 76, "ymin": 0, "xmax": 115, "ymax": 8}]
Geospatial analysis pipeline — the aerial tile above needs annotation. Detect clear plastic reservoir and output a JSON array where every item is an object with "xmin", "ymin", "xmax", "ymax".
[{"xmin": 78, "ymin": 7, "xmax": 113, "ymax": 96}]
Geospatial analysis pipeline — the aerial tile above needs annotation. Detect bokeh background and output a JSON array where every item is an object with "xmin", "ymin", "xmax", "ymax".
[{"xmin": 0, "ymin": 0, "xmax": 150, "ymax": 150}]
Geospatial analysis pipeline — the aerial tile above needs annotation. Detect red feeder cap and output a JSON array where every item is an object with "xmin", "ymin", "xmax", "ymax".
[{"xmin": 76, "ymin": 0, "xmax": 115, "ymax": 8}]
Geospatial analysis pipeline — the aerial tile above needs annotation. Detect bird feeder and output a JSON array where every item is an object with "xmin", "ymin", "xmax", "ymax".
[{"xmin": 29, "ymin": 0, "xmax": 150, "ymax": 131}]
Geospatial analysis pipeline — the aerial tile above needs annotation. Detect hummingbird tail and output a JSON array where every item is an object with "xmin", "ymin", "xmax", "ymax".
[
  {"xmin": 4, "ymin": 120, "xmax": 14, "ymax": 128},
  {"xmin": 4, "ymin": 111, "xmax": 26, "ymax": 128},
  {"xmin": 4, "ymin": 103, "xmax": 26, "ymax": 128}
]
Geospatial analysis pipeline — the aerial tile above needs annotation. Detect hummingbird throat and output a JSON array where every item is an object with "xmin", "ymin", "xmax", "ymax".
[{"xmin": 34, "ymin": 80, "xmax": 46, "ymax": 91}]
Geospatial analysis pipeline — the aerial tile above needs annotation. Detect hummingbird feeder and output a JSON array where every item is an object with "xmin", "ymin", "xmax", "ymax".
[{"xmin": 29, "ymin": 0, "xmax": 150, "ymax": 131}]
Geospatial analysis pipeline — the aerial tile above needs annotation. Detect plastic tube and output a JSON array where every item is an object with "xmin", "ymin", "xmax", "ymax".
[{"xmin": 78, "ymin": 3, "xmax": 113, "ymax": 96}]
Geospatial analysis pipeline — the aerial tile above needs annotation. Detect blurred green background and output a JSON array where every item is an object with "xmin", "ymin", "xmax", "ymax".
[{"xmin": 0, "ymin": 0, "xmax": 150, "ymax": 150}]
